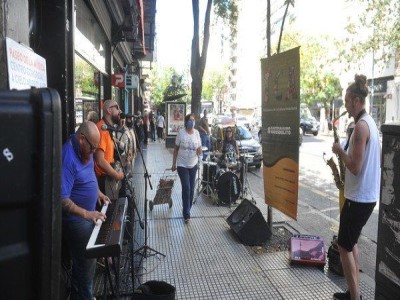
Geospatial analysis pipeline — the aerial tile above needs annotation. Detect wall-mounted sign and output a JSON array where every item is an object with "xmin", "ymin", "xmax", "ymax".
[
  {"xmin": 111, "ymin": 73, "xmax": 125, "ymax": 88},
  {"xmin": 6, "ymin": 37, "xmax": 47, "ymax": 90},
  {"xmin": 125, "ymin": 74, "xmax": 139, "ymax": 89}
]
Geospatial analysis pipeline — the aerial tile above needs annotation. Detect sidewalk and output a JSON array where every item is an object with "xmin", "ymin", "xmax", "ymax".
[{"xmin": 100, "ymin": 141, "xmax": 376, "ymax": 299}]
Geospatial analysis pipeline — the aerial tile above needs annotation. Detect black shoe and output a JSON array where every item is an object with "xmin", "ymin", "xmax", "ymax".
[{"xmin": 333, "ymin": 291, "xmax": 362, "ymax": 300}]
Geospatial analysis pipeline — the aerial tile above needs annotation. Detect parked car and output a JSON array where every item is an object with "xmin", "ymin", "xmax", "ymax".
[
  {"xmin": 258, "ymin": 127, "xmax": 303, "ymax": 146},
  {"xmin": 235, "ymin": 115, "xmax": 251, "ymax": 131},
  {"xmin": 300, "ymin": 116, "xmax": 319, "ymax": 136},
  {"xmin": 211, "ymin": 124, "xmax": 262, "ymax": 168}
]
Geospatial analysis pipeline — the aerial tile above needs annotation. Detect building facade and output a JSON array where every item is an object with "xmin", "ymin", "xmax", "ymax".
[{"xmin": 0, "ymin": 0, "xmax": 156, "ymax": 141}]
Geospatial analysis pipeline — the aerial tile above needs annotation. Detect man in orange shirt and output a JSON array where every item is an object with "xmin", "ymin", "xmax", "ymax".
[{"xmin": 94, "ymin": 100, "xmax": 124, "ymax": 198}]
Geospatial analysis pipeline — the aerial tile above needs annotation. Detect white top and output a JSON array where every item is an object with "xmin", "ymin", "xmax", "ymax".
[
  {"xmin": 157, "ymin": 115, "xmax": 165, "ymax": 128},
  {"xmin": 175, "ymin": 128, "xmax": 201, "ymax": 168},
  {"xmin": 344, "ymin": 114, "xmax": 381, "ymax": 203}
]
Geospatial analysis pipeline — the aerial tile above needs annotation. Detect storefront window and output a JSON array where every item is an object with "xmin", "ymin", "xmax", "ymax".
[
  {"xmin": 371, "ymin": 94, "xmax": 386, "ymax": 130},
  {"xmin": 75, "ymin": 54, "xmax": 100, "ymax": 127}
]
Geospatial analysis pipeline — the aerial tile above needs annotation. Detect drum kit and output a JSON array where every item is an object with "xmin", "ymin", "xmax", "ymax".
[{"xmin": 195, "ymin": 147, "xmax": 254, "ymax": 206}]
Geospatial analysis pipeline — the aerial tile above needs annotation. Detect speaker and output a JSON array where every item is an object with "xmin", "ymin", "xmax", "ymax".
[{"xmin": 226, "ymin": 199, "xmax": 272, "ymax": 246}]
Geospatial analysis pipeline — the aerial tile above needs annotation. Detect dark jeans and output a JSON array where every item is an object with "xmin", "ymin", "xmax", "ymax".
[
  {"xmin": 150, "ymin": 126, "xmax": 156, "ymax": 141},
  {"xmin": 144, "ymin": 129, "xmax": 149, "ymax": 144},
  {"xmin": 157, "ymin": 127, "xmax": 164, "ymax": 140},
  {"xmin": 200, "ymin": 134, "xmax": 211, "ymax": 160},
  {"xmin": 177, "ymin": 165, "xmax": 198, "ymax": 219},
  {"xmin": 63, "ymin": 219, "xmax": 96, "ymax": 300}
]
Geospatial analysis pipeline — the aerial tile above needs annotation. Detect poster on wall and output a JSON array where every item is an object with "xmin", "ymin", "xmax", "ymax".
[
  {"xmin": 166, "ymin": 102, "xmax": 186, "ymax": 136},
  {"xmin": 260, "ymin": 47, "xmax": 300, "ymax": 220},
  {"xmin": 6, "ymin": 37, "xmax": 47, "ymax": 90}
]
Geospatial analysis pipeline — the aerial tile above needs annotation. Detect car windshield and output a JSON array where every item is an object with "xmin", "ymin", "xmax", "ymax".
[{"xmin": 235, "ymin": 126, "xmax": 252, "ymax": 140}]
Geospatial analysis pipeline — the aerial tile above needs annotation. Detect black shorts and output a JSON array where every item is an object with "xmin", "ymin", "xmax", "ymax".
[{"xmin": 338, "ymin": 199, "xmax": 376, "ymax": 252}]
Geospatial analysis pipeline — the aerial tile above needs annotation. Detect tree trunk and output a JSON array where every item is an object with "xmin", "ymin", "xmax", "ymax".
[
  {"xmin": 277, "ymin": 0, "xmax": 293, "ymax": 54},
  {"xmin": 190, "ymin": 0, "xmax": 212, "ymax": 120}
]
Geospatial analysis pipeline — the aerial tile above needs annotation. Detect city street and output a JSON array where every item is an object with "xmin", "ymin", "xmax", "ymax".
[{"xmin": 247, "ymin": 133, "xmax": 379, "ymax": 281}]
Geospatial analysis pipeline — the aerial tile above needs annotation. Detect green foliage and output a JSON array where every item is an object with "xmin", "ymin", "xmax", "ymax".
[
  {"xmin": 163, "ymin": 74, "xmax": 188, "ymax": 99},
  {"xmin": 344, "ymin": 0, "xmax": 400, "ymax": 69},
  {"xmin": 202, "ymin": 67, "xmax": 228, "ymax": 101},
  {"xmin": 75, "ymin": 55, "xmax": 97, "ymax": 96},
  {"xmin": 213, "ymin": 0, "xmax": 238, "ymax": 29},
  {"xmin": 149, "ymin": 65, "xmax": 190, "ymax": 111},
  {"xmin": 278, "ymin": 32, "xmax": 342, "ymax": 108}
]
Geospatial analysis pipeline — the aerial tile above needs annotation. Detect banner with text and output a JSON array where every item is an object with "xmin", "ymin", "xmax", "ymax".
[{"xmin": 261, "ymin": 47, "xmax": 300, "ymax": 220}]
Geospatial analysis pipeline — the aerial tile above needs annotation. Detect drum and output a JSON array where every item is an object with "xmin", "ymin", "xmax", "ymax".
[
  {"xmin": 202, "ymin": 162, "xmax": 218, "ymax": 184},
  {"xmin": 215, "ymin": 170, "xmax": 241, "ymax": 205}
]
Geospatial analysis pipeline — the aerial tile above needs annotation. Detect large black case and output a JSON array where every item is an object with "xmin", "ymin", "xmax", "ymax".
[
  {"xmin": 226, "ymin": 199, "xmax": 272, "ymax": 246},
  {"xmin": 375, "ymin": 123, "xmax": 400, "ymax": 300},
  {"xmin": 0, "ymin": 88, "xmax": 61, "ymax": 299}
]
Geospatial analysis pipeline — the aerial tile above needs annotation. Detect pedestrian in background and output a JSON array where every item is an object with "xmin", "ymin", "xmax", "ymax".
[
  {"xmin": 86, "ymin": 110, "xmax": 99, "ymax": 124},
  {"xmin": 61, "ymin": 121, "xmax": 110, "ymax": 300},
  {"xmin": 143, "ymin": 111, "xmax": 149, "ymax": 145},
  {"xmin": 171, "ymin": 114, "xmax": 202, "ymax": 223},
  {"xmin": 198, "ymin": 109, "xmax": 211, "ymax": 160},
  {"xmin": 134, "ymin": 110, "xmax": 145, "ymax": 150},
  {"xmin": 332, "ymin": 74, "xmax": 381, "ymax": 300},
  {"xmin": 149, "ymin": 110, "xmax": 156, "ymax": 142},
  {"xmin": 157, "ymin": 112, "xmax": 166, "ymax": 142}
]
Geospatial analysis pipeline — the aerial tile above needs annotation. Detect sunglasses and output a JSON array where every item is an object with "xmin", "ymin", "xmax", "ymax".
[{"xmin": 82, "ymin": 134, "xmax": 97, "ymax": 151}]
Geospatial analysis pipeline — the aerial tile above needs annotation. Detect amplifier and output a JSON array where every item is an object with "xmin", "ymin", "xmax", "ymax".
[{"xmin": 289, "ymin": 234, "xmax": 326, "ymax": 266}]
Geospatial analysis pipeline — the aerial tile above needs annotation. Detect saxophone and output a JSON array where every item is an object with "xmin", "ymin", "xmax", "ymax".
[{"xmin": 326, "ymin": 111, "xmax": 347, "ymax": 189}]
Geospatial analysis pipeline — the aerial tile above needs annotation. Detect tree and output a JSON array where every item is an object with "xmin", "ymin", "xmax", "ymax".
[
  {"xmin": 75, "ymin": 56, "xmax": 97, "ymax": 96},
  {"xmin": 163, "ymin": 74, "xmax": 189, "ymax": 100},
  {"xmin": 190, "ymin": 0, "xmax": 237, "ymax": 120},
  {"xmin": 343, "ymin": 0, "xmax": 400, "ymax": 69},
  {"xmin": 278, "ymin": 31, "xmax": 342, "ymax": 111},
  {"xmin": 277, "ymin": 0, "xmax": 294, "ymax": 54},
  {"xmin": 202, "ymin": 68, "xmax": 228, "ymax": 112},
  {"xmin": 150, "ymin": 66, "xmax": 189, "ymax": 112}
]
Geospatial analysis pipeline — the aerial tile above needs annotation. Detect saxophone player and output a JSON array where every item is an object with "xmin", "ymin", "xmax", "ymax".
[{"xmin": 331, "ymin": 74, "xmax": 381, "ymax": 300}]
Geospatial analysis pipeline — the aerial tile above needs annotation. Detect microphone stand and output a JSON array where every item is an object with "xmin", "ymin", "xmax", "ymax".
[
  {"xmin": 111, "ymin": 128, "xmax": 144, "ymax": 229},
  {"xmin": 131, "ymin": 123, "xmax": 165, "ymax": 260},
  {"xmin": 104, "ymin": 127, "xmax": 144, "ymax": 295}
]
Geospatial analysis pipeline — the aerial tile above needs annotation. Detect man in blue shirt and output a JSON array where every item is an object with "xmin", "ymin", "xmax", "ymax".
[{"xmin": 61, "ymin": 121, "xmax": 110, "ymax": 299}]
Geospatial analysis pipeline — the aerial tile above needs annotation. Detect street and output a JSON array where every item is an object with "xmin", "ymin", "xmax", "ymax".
[{"xmin": 246, "ymin": 133, "xmax": 379, "ymax": 280}]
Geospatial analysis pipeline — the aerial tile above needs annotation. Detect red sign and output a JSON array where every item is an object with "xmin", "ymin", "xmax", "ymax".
[{"xmin": 111, "ymin": 73, "xmax": 125, "ymax": 88}]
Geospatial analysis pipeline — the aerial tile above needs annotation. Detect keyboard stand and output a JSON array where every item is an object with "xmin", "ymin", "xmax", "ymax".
[{"xmin": 100, "ymin": 256, "xmax": 121, "ymax": 299}]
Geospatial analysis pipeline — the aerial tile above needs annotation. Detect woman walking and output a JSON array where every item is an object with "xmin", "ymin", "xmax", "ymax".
[{"xmin": 171, "ymin": 114, "xmax": 202, "ymax": 223}]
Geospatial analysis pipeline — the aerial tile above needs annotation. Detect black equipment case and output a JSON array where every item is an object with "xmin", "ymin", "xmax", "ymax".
[{"xmin": 0, "ymin": 88, "xmax": 61, "ymax": 299}]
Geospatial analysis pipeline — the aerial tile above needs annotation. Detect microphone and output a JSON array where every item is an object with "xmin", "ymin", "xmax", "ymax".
[
  {"xmin": 101, "ymin": 124, "xmax": 125, "ymax": 133},
  {"xmin": 120, "ymin": 113, "xmax": 139, "ymax": 119}
]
